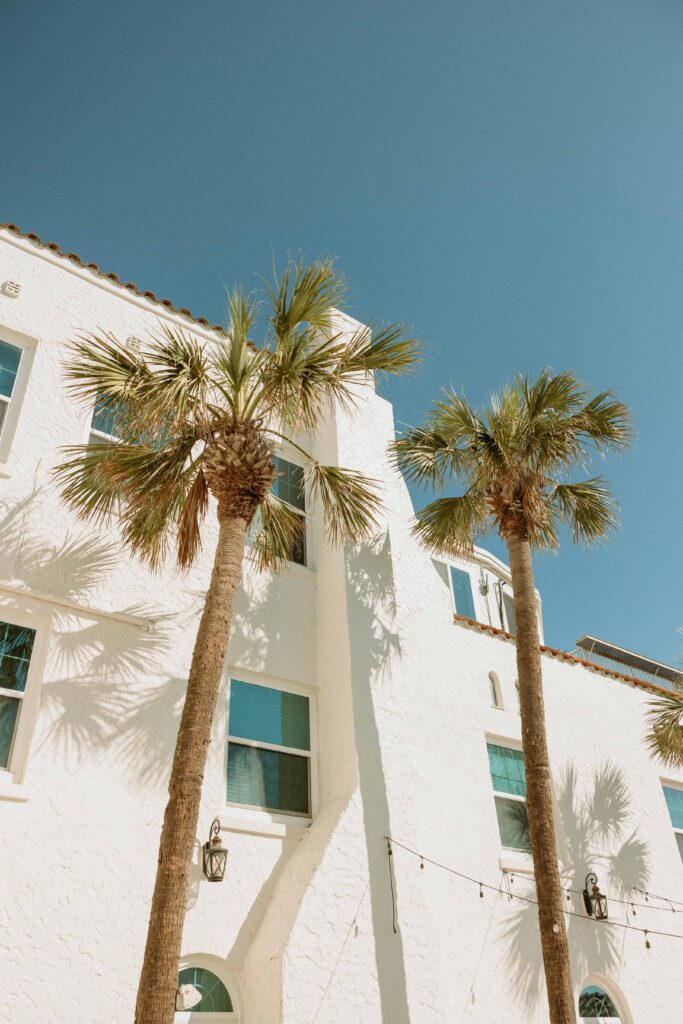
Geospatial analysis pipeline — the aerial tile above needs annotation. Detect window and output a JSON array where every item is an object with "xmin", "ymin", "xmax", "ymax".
[
  {"xmin": 488, "ymin": 671, "xmax": 503, "ymax": 709},
  {"xmin": 272, "ymin": 456, "xmax": 307, "ymax": 565},
  {"xmin": 578, "ymin": 985, "xmax": 620, "ymax": 1019},
  {"xmin": 227, "ymin": 679, "xmax": 312, "ymax": 816},
  {"xmin": 0, "ymin": 339, "xmax": 23, "ymax": 437},
  {"xmin": 450, "ymin": 566, "xmax": 476, "ymax": 619},
  {"xmin": 0, "ymin": 620, "xmax": 36, "ymax": 770},
  {"xmin": 177, "ymin": 967, "xmax": 234, "ymax": 1013},
  {"xmin": 90, "ymin": 395, "xmax": 121, "ymax": 444},
  {"xmin": 487, "ymin": 743, "xmax": 531, "ymax": 852},
  {"xmin": 502, "ymin": 591, "xmax": 516, "ymax": 634},
  {"xmin": 662, "ymin": 785, "xmax": 683, "ymax": 861}
]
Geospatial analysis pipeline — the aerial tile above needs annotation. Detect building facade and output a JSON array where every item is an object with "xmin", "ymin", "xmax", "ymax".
[{"xmin": 1, "ymin": 224, "xmax": 682, "ymax": 1024}]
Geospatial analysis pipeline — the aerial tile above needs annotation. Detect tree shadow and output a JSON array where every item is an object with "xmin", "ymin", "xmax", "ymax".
[
  {"xmin": 0, "ymin": 492, "xmax": 178, "ymax": 786},
  {"xmin": 500, "ymin": 762, "xmax": 650, "ymax": 1012},
  {"xmin": 345, "ymin": 532, "xmax": 411, "ymax": 1023}
]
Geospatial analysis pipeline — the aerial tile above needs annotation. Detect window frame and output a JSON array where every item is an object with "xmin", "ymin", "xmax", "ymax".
[
  {"xmin": 225, "ymin": 672, "xmax": 317, "ymax": 822},
  {"xmin": 661, "ymin": 781, "xmax": 683, "ymax": 863},
  {"xmin": 0, "ymin": 327, "xmax": 37, "ymax": 466},
  {"xmin": 0, "ymin": 605, "xmax": 51, "ymax": 795},
  {"xmin": 448, "ymin": 565, "xmax": 477, "ymax": 619},
  {"xmin": 486, "ymin": 738, "xmax": 531, "ymax": 854},
  {"xmin": 271, "ymin": 452, "xmax": 312, "ymax": 570},
  {"xmin": 488, "ymin": 671, "xmax": 504, "ymax": 709},
  {"xmin": 175, "ymin": 954, "xmax": 241, "ymax": 1023}
]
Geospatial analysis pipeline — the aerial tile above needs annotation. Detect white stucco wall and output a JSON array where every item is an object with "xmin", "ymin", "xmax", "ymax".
[{"xmin": 1, "ymin": 228, "xmax": 681, "ymax": 1024}]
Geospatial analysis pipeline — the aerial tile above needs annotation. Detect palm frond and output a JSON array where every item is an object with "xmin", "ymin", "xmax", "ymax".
[
  {"xmin": 54, "ymin": 442, "xmax": 125, "ymax": 525},
  {"xmin": 268, "ymin": 258, "xmax": 344, "ymax": 337},
  {"xmin": 306, "ymin": 463, "xmax": 383, "ymax": 545},
  {"xmin": 392, "ymin": 427, "xmax": 469, "ymax": 487},
  {"xmin": 646, "ymin": 692, "xmax": 683, "ymax": 768},
  {"xmin": 63, "ymin": 331, "xmax": 150, "ymax": 406},
  {"xmin": 247, "ymin": 491, "xmax": 304, "ymax": 572},
  {"xmin": 176, "ymin": 465, "xmax": 209, "ymax": 569},
  {"xmin": 569, "ymin": 390, "xmax": 634, "ymax": 454},
  {"xmin": 412, "ymin": 492, "xmax": 488, "ymax": 557},
  {"xmin": 550, "ymin": 477, "xmax": 620, "ymax": 544},
  {"xmin": 519, "ymin": 369, "xmax": 586, "ymax": 419},
  {"xmin": 338, "ymin": 321, "xmax": 421, "ymax": 376}
]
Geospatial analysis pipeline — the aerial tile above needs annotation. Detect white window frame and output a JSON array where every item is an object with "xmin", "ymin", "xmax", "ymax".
[
  {"xmin": 488, "ymin": 671, "xmax": 503, "ymax": 709},
  {"xmin": 225, "ymin": 670, "xmax": 317, "ymax": 825},
  {"xmin": 661, "ymin": 780, "xmax": 683, "ymax": 862},
  {"xmin": 272, "ymin": 451, "xmax": 313, "ymax": 570},
  {"xmin": 0, "ymin": 605, "xmax": 51, "ymax": 798},
  {"xmin": 88, "ymin": 396, "xmax": 121, "ymax": 445},
  {"xmin": 175, "ymin": 954, "xmax": 241, "ymax": 1023},
  {"xmin": 448, "ymin": 564, "xmax": 477, "ymax": 619},
  {"xmin": 487, "ymin": 737, "xmax": 531, "ymax": 854},
  {"xmin": 0, "ymin": 327, "xmax": 37, "ymax": 468}
]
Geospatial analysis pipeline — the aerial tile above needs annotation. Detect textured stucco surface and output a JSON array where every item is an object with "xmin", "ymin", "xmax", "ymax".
[{"xmin": 1, "ymin": 229, "xmax": 682, "ymax": 1024}]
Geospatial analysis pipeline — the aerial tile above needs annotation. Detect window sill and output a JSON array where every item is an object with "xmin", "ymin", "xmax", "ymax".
[
  {"xmin": 218, "ymin": 807, "xmax": 310, "ymax": 840},
  {"xmin": 499, "ymin": 849, "xmax": 534, "ymax": 875},
  {"xmin": 0, "ymin": 774, "xmax": 29, "ymax": 802}
]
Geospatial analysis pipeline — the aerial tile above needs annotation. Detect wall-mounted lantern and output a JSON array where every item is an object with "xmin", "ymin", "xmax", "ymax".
[
  {"xmin": 582, "ymin": 872, "xmax": 608, "ymax": 920},
  {"xmin": 202, "ymin": 817, "xmax": 228, "ymax": 882}
]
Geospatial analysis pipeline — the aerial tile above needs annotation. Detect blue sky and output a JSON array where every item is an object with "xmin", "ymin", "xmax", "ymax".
[{"xmin": 2, "ymin": 0, "xmax": 682, "ymax": 663}]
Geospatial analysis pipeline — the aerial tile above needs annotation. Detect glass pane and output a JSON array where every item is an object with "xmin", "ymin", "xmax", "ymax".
[
  {"xmin": 494, "ymin": 795, "xmax": 531, "ymax": 851},
  {"xmin": 177, "ymin": 966, "xmax": 233, "ymax": 1012},
  {"xmin": 91, "ymin": 395, "xmax": 120, "ymax": 438},
  {"xmin": 0, "ymin": 621, "xmax": 36, "ymax": 692},
  {"xmin": 487, "ymin": 743, "xmax": 527, "ymax": 797},
  {"xmin": 578, "ymin": 985, "xmax": 619, "ymax": 1018},
  {"xmin": 675, "ymin": 832, "xmax": 683, "ymax": 862},
  {"xmin": 450, "ymin": 567, "xmax": 476, "ymax": 619},
  {"xmin": 273, "ymin": 456, "xmax": 306, "ymax": 512},
  {"xmin": 0, "ymin": 340, "xmax": 21, "ymax": 400},
  {"xmin": 503, "ymin": 591, "xmax": 516, "ymax": 634},
  {"xmin": 0, "ymin": 695, "xmax": 20, "ymax": 769},
  {"xmin": 663, "ymin": 786, "xmax": 683, "ymax": 830},
  {"xmin": 229, "ymin": 679, "xmax": 310, "ymax": 750},
  {"xmin": 227, "ymin": 742, "xmax": 310, "ymax": 814}
]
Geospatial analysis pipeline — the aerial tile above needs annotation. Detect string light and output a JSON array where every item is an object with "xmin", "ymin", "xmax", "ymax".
[
  {"xmin": 505, "ymin": 872, "xmax": 683, "ymax": 916},
  {"xmin": 385, "ymin": 837, "xmax": 683, "ymax": 944}
]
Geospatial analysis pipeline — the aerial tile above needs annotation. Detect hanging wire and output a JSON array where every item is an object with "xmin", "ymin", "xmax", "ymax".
[
  {"xmin": 386, "ymin": 838, "xmax": 398, "ymax": 934},
  {"xmin": 385, "ymin": 836, "xmax": 683, "ymax": 943},
  {"xmin": 504, "ymin": 871, "xmax": 683, "ymax": 915}
]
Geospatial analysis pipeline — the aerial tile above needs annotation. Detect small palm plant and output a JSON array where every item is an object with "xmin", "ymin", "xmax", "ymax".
[
  {"xmin": 55, "ymin": 259, "xmax": 419, "ymax": 1024},
  {"xmin": 647, "ymin": 688, "xmax": 683, "ymax": 767},
  {"xmin": 393, "ymin": 370, "xmax": 631, "ymax": 1024}
]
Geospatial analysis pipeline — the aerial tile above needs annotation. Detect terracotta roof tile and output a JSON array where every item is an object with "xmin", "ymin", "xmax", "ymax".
[
  {"xmin": 453, "ymin": 613, "xmax": 675, "ymax": 698},
  {"xmin": 0, "ymin": 222, "xmax": 226, "ymax": 336}
]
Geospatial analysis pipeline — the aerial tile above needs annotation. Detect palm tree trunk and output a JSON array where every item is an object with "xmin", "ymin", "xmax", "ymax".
[
  {"xmin": 506, "ymin": 533, "xmax": 576, "ymax": 1024},
  {"xmin": 134, "ymin": 514, "xmax": 248, "ymax": 1024}
]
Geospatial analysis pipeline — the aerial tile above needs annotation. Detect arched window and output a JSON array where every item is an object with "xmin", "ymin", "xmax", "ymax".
[
  {"xmin": 175, "ymin": 960, "xmax": 240, "ymax": 1020},
  {"xmin": 488, "ymin": 671, "xmax": 503, "ymax": 709},
  {"xmin": 579, "ymin": 984, "xmax": 620, "ymax": 1020}
]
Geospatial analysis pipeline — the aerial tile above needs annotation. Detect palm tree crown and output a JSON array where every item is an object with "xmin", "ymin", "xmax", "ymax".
[
  {"xmin": 56, "ymin": 259, "xmax": 419, "ymax": 566},
  {"xmin": 393, "ymin": 369, "xmax": 632, "ymax": 553}
]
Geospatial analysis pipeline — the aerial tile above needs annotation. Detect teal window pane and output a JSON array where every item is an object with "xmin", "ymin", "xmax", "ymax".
[
  {"xmin": 578, "ymin": 985, "xmax": 619, "ymax": 1018},
  {"xmin": 487, "ymin": 743, "xmax": 527, "ymax": 797},
  {"xmin": 494, "ymin": 795, "xmax": 531, "ymax": 851},
  {"xmin": 663, "ymin": 786, "xmax": 683, "ymax": 830},
  {"xmin": 273, "ymin": 457, "xmax": 306, "ymax": 512},
  {"xmin": 0, "ymin": 696, "xmax": 20, "ymax": 769},
  {"xmin": 450, "ymin": 567, "xmax": 476, "ymax": 619},
  {"xmin": 0, "ymin": 621, "xmax": 36, "ymax": 692},
  {"xmin": 91, "ymin": 395, "xmax": 120, "ymax": 438},
  {"xmin": 675, "ymin": 832, "xmax": 683, "ymax": 863},
  {"xmin": 177, "ymin": 967, "xmax": 233, "ymax": 1012},
  {"xmin": 227, "ymin": 742, "xmax": 309, "ymax": 814},
  {"xmin": 229, "ymin": 680, "xmax": 310, "ymax": 750},
  {"xmin": 0, "ymin": 340, "xmax": 21, "ymax": 400}
]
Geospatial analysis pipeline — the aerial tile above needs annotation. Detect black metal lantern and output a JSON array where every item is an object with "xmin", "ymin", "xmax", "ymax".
[
  {"xmin": 582, "ymin": 872, "xmax": 608, "ymax": 920},
  {"xmin": 202, "ymin": 818, "xmax": 228, "ymax": 882}
]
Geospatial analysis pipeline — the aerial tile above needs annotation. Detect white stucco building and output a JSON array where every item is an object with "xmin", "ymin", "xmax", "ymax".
[{"xmin": 1, "ymin": 222, "xmax": 682, "ymax": 1024}]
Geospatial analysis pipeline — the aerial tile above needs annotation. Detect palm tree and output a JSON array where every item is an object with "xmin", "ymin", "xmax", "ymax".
[
  {"xmin": 393, "ymin": 370, "xmax": 632, "ymax": 1024},
  {"xmin": 55, "ymin": 259, "xmax": 419, "ymax": 1024},
  {"xmin": 647, "ymin": 691, "xmax": 683, "ymax": 768}
]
